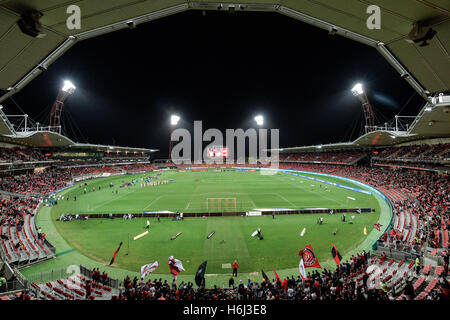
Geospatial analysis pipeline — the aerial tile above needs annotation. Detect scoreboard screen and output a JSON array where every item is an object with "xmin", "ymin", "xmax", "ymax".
[{"xmin": 207, "ymin": 146, "xmax": 228, "ymax": 159}]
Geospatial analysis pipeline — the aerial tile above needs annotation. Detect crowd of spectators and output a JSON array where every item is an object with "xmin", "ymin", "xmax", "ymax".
[
  {"xmin": 279, "ymin": 151, "xmax": 367, "ymax": 164},
  {"xmin": 1, "ymin": 196, "xmax": 37, "ymax": 236},
  {"xmin": 107, "ymin": 250, "xmax": 449, "ymax": 301},
  {"xmin": 0, "ymin": 169, "xmax": 71, "ymax": 195},
  {"xmin": 117, "ymin": 163, "xmax": 155, "ymax": 173},
  {"xmin": 375, "ymin": 143, "xmax": 449, "ymax": 161},
  {"xmin": 0, "ymin": 147, "xmax": 48, "ymax": 163},
  {"xmin": 0, "ymin": 195, "xmax": 46, "ymax": 260},
  {"xmin": 68, "ymin": 166, "xmax": 121, "ymax": 177}
]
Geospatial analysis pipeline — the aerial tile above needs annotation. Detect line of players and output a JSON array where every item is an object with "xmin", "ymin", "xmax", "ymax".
[{"xmin": 140, "ymin": 180, "xmax": 169, "ymax": 187}]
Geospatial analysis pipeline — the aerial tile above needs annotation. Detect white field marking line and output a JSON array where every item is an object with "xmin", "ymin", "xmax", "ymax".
[
  {"xmin": 142, "ymin": 195, "xmax": 164, "ymax": 210},
  {"xmin": 281, "ymin": 178, "xmax": 346, "ymax": 207},
  {"xmin": 89, "ymin": 190, "xmax": 134, "ymax": 211},
  {"xmin": 198, "ymin": 192, "xmax": 246, "ymax": 196},
  {"xmin": 199, "ymin": 179, "xmax": 276, "ymax": 183},
  {"xmin": 249, "ymin": 198, "xmax": 257, "ymax": 209},
  {"xmin": 275, "ymin": 193, "xmax": 297, "ymax": 208},
  {"xmin": 183, "ymin": 201, "xmax": 256, "ymax": 210}
]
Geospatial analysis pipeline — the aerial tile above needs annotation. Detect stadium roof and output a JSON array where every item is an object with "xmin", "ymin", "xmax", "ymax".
[
  {"xmin": 0, "ymin": 0, "xmax": 449, "ymax": 105},
  {"xmin": 0, "ymin": 130, "xmax": 156, "ymax": 153},
  {"xmin": 277, "ymin": 96, "xmax": 450, "ymax": 152},
  {"xmin": 0, "ymin": 105, "xmax": 156, "ymax": 152}
]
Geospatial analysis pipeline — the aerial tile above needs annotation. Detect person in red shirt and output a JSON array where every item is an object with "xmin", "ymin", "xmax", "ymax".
[
  {"xmin": 102, "ymin": 271, "xmax": 108, "ymax": 285},
  {"xmin": 232, "ymin": 260, "xmax": 239, "ymax": 277},
  {"xmin": 282, "ymin": 278, "xmax": 288, "ymax": 291}
]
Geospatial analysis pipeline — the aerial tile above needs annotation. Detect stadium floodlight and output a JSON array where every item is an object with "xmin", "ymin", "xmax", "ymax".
[
  {"xmin": 254, "ymin": 115, "xmax": 264, "ymax": 126},
  {"xmin": 351, "ymin": 83, "xmax": 364, "ymax": 96},
  {"xmin": 171, "ymin": 115, "xmax": 180, "ymax": 126},
  {"xmin": 169, "ymin": 115, "xmax": 180, "ymax": 161},
  {"xmin": 351, "ymin": 83, "xmax": 375, "ymax": 134},
  {"xmin": 62, "ymin": 80, "xmax": 76, "ymax": 94},
  {"xmin": 49, "ymin": 80, "xmax": 76, "ymax": 134}
]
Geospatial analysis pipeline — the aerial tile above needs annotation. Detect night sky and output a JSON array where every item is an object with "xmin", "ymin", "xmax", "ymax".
[{"xmin": 2, "ymin": 10, "xmax": 425, "ymax": 158}]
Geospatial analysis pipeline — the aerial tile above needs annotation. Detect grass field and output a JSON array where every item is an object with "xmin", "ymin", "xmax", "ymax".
[
  {"xmin": 51, "ymin": 169, "xmax": 378, "ymax": 214},
  {"xmin": 24, "ymin": 168, "xmax": 389, "ymax": 282}
]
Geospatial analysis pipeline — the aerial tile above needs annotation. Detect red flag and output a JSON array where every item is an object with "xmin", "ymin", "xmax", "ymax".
[
  {"xmin": 331, "ymin": 242, "xmax": 342, "ymax": 266},
  {"xmin": 298, "ymin": 244, "xmax": 322, "ymax": 268},
  {"xmin": 109, "ymin": 242, "xmax": 123, "ymax": 265},
  {"xmin": 168, "ymin": 256, "xmax": 185, "ymax": 276},
  {"xmin": 272, "ymin": 268, "xmax": 281, "ymax": 283}
]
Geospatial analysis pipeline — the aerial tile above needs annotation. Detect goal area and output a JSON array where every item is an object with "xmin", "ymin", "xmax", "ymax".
[{"xmin": 206, "ymin": 198, "xmax": 237, "ymax": 212}]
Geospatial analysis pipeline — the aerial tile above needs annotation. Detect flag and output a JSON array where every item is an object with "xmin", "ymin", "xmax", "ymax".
[
  {"xmin": 331, "ymin": 242, "xmax": 342, "ymax": 266},
  {"xmin": 109, "ymin": 242, "xmax": 123, "ymax": 265},
  {"xmin": 363, "ymin": 226, "xmax": 367, "ymax": 235},
  {"xmin": 298, "ymin": 244, "xmax": 322, "ymax": 268},
  {"xmin": 140, "ymin": 261, "xmax": 159, "ymax": 278},
  {"xmin": 168, "ymin": 256, "xmax": 185, "ymax": 276},
  {"xmin": 373, "ymin": 223, "xmax": 382, "ymax": 231},
  {"xmin": 261, "ymin": 270, "xmax": 269, "ymax": 283},
  {"xmin": 298, "ymin": 259, "xmax": 306, "ymax": 280},
  {"xmin": 300, "ymin": 227, "xmax": 306, "ymax": 237},
  {"xmin": 195, "ymin": 261, "xmax": 207, "ymax": 287},
  {"xmin": 273, "ymin": 268, "xmax": 281, "ymax": 283},
  {"xmin": 171, "ymin": 232, "xmax": 182, "ymax": 240}
]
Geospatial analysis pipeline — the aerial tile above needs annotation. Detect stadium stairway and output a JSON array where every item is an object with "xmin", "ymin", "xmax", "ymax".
[{"xmin": 378, "ymin": 187, "xmax": 409, "ymax": 202}]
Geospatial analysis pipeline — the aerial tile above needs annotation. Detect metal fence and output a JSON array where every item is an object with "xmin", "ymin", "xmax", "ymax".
[
  {"xmin": 79, "ymin": 265, "xmax": 119, "ymax": 289},
  {"xmin": 0, "ymin": 279, "xmax": 24, "ymax": 293},
  {"xmin": 25, "ymin": 267, "xmax": 73, "ymax": 285},
  {"xmin": 375, "ymin": 245, "xmax": 419, "ymax": 261}
]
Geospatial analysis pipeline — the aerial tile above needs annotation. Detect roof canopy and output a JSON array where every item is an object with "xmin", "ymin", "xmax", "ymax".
[
  {"xmin": 276, "ymin": 98, "xmax": 450, "ymax": 152},
  {"xmin": 0, "ymin": 0, "xmax": 449, "ymax": 104}
]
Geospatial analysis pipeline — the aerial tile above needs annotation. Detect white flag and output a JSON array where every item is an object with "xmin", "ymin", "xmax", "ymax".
[
  {"xmin": 299, "ymin": 258, "xmax": 306, "ymax": 280},
  {"xmin": 174, "ymin": 258, "xmax": 185, "ymax": 272},
  {"xmin": 300, "ymin": 227, "xmax": 306, "ymax": 237},
  {"xmin": 140, "ymin": 261, "xmax": 159, "ymax": 278}
]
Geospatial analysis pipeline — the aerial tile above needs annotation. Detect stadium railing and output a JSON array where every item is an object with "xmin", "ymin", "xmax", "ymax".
[
  {"xmin": 79, "ymin": 265, "xmax": 119, "ymax": 289},
  {"xmin": 25, "ymin": 267, "xmax": 73, "ymax": 285}
]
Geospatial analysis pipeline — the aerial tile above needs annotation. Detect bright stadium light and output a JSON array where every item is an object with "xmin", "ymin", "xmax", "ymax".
[
  {"xmin": 170, "ymin": 115, "xmax": 180, "ymax": 126},
  {"xmin": 351, "ymin": 83, "xmax": 364, "ymax": 96},
  {"xmin": 62, "ymin": 80, "xmax": 76, "ymax": 94},
  {"xmin": 254, "ymin": 115, "xmax": 264, "ymax": 126}
]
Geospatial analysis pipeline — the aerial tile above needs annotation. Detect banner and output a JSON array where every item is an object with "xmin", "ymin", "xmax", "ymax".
[
  {"xmin": 299, "ymin": 259, "xmax": 306, "ymax": 280},
  {"xmin": 298, "ymin": 244, "xmax": 322, "ymax": 268},
  {"xmin": 195, "ymin": 261, "xmax": 207, "ymax": 287},
  {"xmin": 331, "ymin": 243, "xmax": 342, "ymax": 266},
  {"xmin": 140, "ymin": 261, "xmax": 159, "ymax": 278}
]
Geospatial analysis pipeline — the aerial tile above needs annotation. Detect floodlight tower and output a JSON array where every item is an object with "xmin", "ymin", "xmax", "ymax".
[
  {"xmin": 49, "ymin": 80, "xmax": 76, "ymax": 134},
  {"xmin": 351, "ymin": 83, "xmax": 375, "ymax": 134},
  {"xmin": 254, "ymin": 115, "xmax": 264, "ymax": 164},
  {"xmin": 168, "ymin": 115, "xmax": 180, "ymax": 161}
]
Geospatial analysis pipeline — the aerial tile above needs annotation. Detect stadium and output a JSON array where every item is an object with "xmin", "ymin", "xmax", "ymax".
[{"xmin": 0, "ymin": 0, "xmax": 449, "ymax": 304}]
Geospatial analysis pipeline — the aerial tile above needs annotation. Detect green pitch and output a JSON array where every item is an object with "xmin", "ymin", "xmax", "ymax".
[{"xmin": 25, "ymin": 169, "xmax": 389, "ymax": 285}]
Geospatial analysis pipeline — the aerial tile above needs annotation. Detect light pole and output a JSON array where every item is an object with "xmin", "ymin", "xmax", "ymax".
[
  {"xmin": 254, "ymin": 115, "xmax": 264, "ymax": 165},
  {"xmin": 351, "ymin": 83, "xmax": 375, "ymax": 134},
  {"xmin": 49, "ymin": 80, "xmax": 76, "ymax": 134},
  {"xmin": 168, "ymin": 115, "xmax": 180, "ymax": 161}
]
